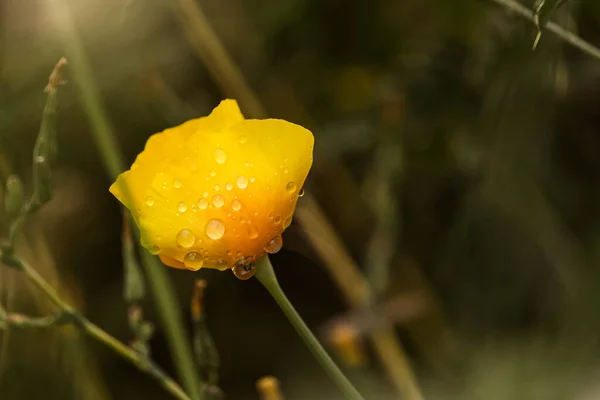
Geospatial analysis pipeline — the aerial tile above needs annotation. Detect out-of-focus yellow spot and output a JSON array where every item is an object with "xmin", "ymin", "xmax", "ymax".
[
  {"xmin": 110, "ymin": 100, "xmax": 314, "ymax": 275},
  {"xmin": 330, "ymin": 323, "xmax": 366, "ymax": 367},
  {"xmin": 256, "ymin": 375, "xmax": 283, "ymax": 400}
]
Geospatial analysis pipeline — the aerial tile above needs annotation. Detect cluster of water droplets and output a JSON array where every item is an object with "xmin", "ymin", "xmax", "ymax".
[{"xmin": 141, "ymin": 142, "xmax": 308, "ymax": 278}]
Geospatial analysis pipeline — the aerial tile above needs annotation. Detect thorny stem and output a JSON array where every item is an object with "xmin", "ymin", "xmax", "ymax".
[
  {"xmin": 489, "ymin": 0, "xmax": 600, "ymax": 60},
  {"xmin": 255, "ymin": 256, "xmax": 366, "ymax": 400}
]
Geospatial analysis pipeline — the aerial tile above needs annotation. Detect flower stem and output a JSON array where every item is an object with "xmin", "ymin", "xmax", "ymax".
[{"xmin": 254, "ymin": 257, "xmax": 365, "ymax": 400}]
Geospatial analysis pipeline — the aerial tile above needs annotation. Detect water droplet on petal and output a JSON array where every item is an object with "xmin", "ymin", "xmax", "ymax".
[
  {"xmin": 268, "ymin": 213, "xmax": 274, "ymax": 220},
  {"xmin": 212, "ymin": 194, "xmax": 225, "ymax": 208},
  {"xmin": 176, "ymin": 229, "xmax": 195, "ymax": 248},
  {"xmin": 286, "ymin": 182, "xmax": 297, "ymax": 194},
  {"xmin": 147, "ymin": 244, "xmax": 161, "ymax": 255},
  {"xmin": 236, "ymin": 176, "xmax": 248, "ymax": 189},
  {"xmin": 214, "ymin": 184, "xmax": 220, "ymax": 191},
  {"xmin": 205, "ymin": 219, "xmax": 225, "ymax": 240},
  {"xmin": 197, "ymin": 198, "xmax": 208, "ymax": 210},
  {"xmin": 265, "ymin": 235, "xmax": 283, "ymax": 254},
  {"xmin": 226, "ymin": 182, "xmax": 233, "ymax": 191},
  {"xmin": 178, "ymin": 202, "xmax": 187, "ymax": 213},
  {"xmin": 213, "ymin": 149, "xmax": 227, "ymax": 164},
  {"xmin": 145, "ymin": 196, "xmax": 155, "ymax": 207},
  {"xmin": 248, "ymin": 224, "xmax": 259, "ymax": 239},
  {"xmin": 232, "ymin": 258, "xmax": 256, "ymax": 280},
  {"xmin": 250, "ymin": 177, "xmax": 256, "ymax": 183},
  {"xmin": 231, "ymin": 199, "xmax": 242, "ymax": 211},
  {"xmin": 184, "ymin": 251, "xmax": 204, "ymax": 271},
  {"xmin": 284, "ymin": 215, "xmax": 293, "ymax": 228},
  {"xmin": 215, "ymin": 259, "xmax": 229, "ymax": 271},
  {"xmin": 173, "ymin": 179, "xmax": 182, "ymax": 189},
  {"xmin": 209, "ymin": 170, "xmax": 216, "ymax": 177},
  {"xmin": 283, "ymin": 167, "xmax": 289, "ymax": 174},
  {"xmin": 203, "ymin": 192, "xmax": 209, "ymax": 198},
  {"xmin": 298, "ymin": 188, "xmax": 305, "ymax": 197},
  {"xmin": 274, "ymin": 216, "xmax": 282, "ymax": 224},
  {"xmin": 238, "ymin": 135, "xmax": 248, "ymax": 144}
]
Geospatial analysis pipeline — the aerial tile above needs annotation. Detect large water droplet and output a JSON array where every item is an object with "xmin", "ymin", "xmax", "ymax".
[
  {"xmin": 236, "ymin": 176, "xmax": 249, "ymax": 189},
  {"xmin": 184, "ymin": 251, "xmax": 204, "ymax": 271},
  {"xmin": 248, "ymin": 224, "xmax": 259, "ymax": 239},
  {"xmin": 178, "ymin": 202, "xmax": 187, "ymax": 213},
  {"xmin": 225, "ymin": 182, "xmax": 233, "ymax": 191},
  {"xmin": 173, "ymin": 179, "xmax": 182, "ymax": 189},
  {"xmin": 197, "ymin": 198, "xmax": 208, "ymax": 210},
  {"xmin": 147, "ymin": 244, "xmax": 161, "ymax": 255},
  {"xmin": 176, "ymin": 229, "xmax": 195, "ymax": 248},
  {"xmin": 145, "ymin": 196, "xmax": 155, "ymax": 207},
  {"xmin": 213, "ymin": 149, "xmax": 227, "ymax": 164},
  {"xmin": 265, "ymin": 235, "xmax": 283, "ymax": 254},
  {"xmin": 205, "ymin": 219, "xmax": 225, "ymax": 240},
  {"xmin": 286, "ymin": 182, "xmax": 297, "ymax": 194},
  {"xmin": 232, "ymin": 257, "xmax": 256, "ymax": 280},
  {"xmin": 212, "ymin": 194, "xmax": 225, "ymax": 208}
]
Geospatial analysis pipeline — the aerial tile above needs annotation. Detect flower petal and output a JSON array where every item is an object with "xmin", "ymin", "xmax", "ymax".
[
  {"xmin": 136, "ymin": 117, "xmax": 313, "ymax": 269},
  {"xmin": 109, "ymin": 100, "xmax": 244, "ymax": 219}
]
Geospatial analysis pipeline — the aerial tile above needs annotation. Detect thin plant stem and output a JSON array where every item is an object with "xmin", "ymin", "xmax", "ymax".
[
  {"xmin": 489, "ymin": 0, "xmax": 600, "ymax": 60},
  {"xmin": 46, "ymin": 0, "xmax": 201, "ymax": 398},
  {"xmin": 7, "ymin": 258, "xmax": 192, "ymax": 400},
  {"xmin": 254, "ymin": 256, "xmax": 366, "ymax": 400}
]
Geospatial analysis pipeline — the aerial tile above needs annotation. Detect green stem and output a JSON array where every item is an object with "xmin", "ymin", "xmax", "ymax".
[
  {"xmin": 47, "ymin": 0, "xmax": 201, "ymax": 398},
  {"xmin": 254, "ymin": 257, "xmax": 365, "ymax": 400}
]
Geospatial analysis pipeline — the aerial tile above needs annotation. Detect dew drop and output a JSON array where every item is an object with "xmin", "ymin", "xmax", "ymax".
[
  {"xmin": 284, "ymin": 216, "xmax": 293, "ymax": 228},
  {"xmin": 231, "ymin": 199, "xmax": 242, "ymax": 211},
  {"xmin": 268, "ymin": 213, "xmax": 274, "ymax": 220},
  {"xmin": 147, "ymin": 244, "xmax": 161, "ymax": 255},
  {"xmin": 145, "ymin": 196, "xmax": 155, "ymax": 207},
  {"xmin": 173, "ymin": 179, "xmax": 182, "ymax": 189},
  {"xmin": 232, "ymin": 258, "xmax": 256, "ymax": 280},
  {"xmin": 226, "ymin": 249, "xmax": 232, "ymax": 256},
  {"xmin": 184, "ymin": 251, "xmax": 204, "ymax": 271},
  {"xmin": 197, "ymin": 198, "xmax": 208, "ymax": 210},
  {"xmin": 203, "ymin": 192, "xmax": 209, "ymax": 198},
  {"xmin": 236, "ymin": 176, "xmax": 249, "ymax": 189},
  {"xmin": 225, "ymin": 182, "xmax": 233, "ymax": 191},
  {"xmin": 209, "ymin": 169, "xmax": 216, "ymax": 177},
  {"xmin": 212, "ymin": 194, "xmax": 225, "ymax": 208},
  {"xmin": 250, "ymin": 177, "xmax": 256, "ymax": 183},
  {"xmin": 248, "ymin": 224, "xmax": 259, "ymax": 239},
  {"xmin": 215, "ymin": 259, "xmax": 229, "ymax": 271},
  {"xmin": 213, "ymin": 149, "xmax": 227, "ymax": 164},
  {"xmin": 177, "ymin": 202, "xmax": 187, "ymax": 213},
  {"xmin": 283, "ymin": 167, "xmax": 289, "ymax": 174},
  {"xmin": 286, "ymin": 182, "xmax": 297, "ymax": 194},
  {"xmin": 176, "ymin": 229, "xmax": 195, "ymax": 248},
  {"xmin": 274, "ymin": 216, "xmax": 282, "ymax": 224},
  {"xmin": 205, "ymin": 219, "xmax": 225, "ymax": 240},
  {"xmin": 298, "ymin": 188, "xmax": 305, "ymax": 197},
  {"xmin": 214, "ymin": 184, "xmax": 220, "ymax": 191},
  {"xmin": 238, "ymin": 135, "xmax": 248, "ymax": 144},
  {"xmin": 265, "ymin": 235, "xmax": 283, "ymax": 254}
]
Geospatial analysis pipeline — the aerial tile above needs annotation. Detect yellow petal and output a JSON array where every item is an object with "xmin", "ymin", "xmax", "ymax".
[
  {"xmin": 136, "ymin": 116, "xmax": 313, "ymax": 270},
  {"xmin": 109, "ymin": 100, "xmax": 244, "ymax": 219}
]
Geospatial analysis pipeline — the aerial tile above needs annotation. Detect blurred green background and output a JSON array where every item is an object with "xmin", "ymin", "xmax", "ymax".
[{"xmin": 3, "ymin": 0, "xmax": 600, "ymax": 399}]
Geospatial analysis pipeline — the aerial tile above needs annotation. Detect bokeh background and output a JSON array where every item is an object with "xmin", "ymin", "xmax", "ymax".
[{"xmin": 2, "ymin": 0, "xmax": 600, "ymax": 399}]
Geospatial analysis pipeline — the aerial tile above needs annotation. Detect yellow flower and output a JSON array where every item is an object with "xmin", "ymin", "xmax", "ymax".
[{"xmin": 110, "ymin": 100, "xmax": 313, "ymax": 278}]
